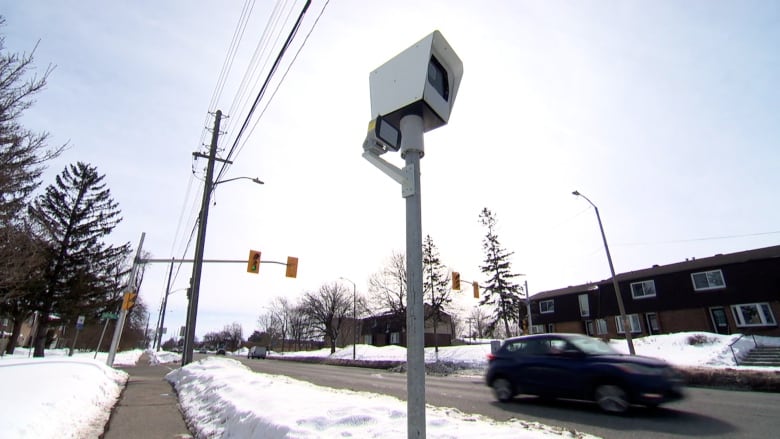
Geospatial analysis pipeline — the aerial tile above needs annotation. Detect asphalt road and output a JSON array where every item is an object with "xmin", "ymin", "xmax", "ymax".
[{"xmin": 230, "ymin": 356, "xmax": 780, "ymax": 439}]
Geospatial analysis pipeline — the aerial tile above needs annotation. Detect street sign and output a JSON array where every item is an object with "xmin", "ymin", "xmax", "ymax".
[
  {"xmin": 76, "ymin": 315, "xmax": 85, "ymax": 330},
  {"xmin": 101, "ymin": 312, "xmax": 118, "ymax": 320}
]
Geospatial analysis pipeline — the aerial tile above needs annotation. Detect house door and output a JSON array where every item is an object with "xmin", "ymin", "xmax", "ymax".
[
  {"xmin": 645, "ymin": 313, "xmax": 660, "ymax": 335},
  {"xmin": 709, "ymin": 307, "xmax": 730, "ymax": 334}
]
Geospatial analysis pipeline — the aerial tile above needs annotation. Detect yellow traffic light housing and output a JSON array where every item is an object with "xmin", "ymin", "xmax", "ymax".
[
  {"xmin": 247, "ymin": 250, "xmax": 261, "ymax": 274},
  {"xmin": 285, "ymin": 256, "xmax": 298, "ymax": 278},
  {"xmin": 472, "ymin": 281, "xmax": 479, "ymax": 299},
  {"xmin": 121, "ymin": 291, "xmax": 137, "ymax": 311},
  {"xmin": 452, "ymin": 272, "xmax": 461, "ymax": 290}
]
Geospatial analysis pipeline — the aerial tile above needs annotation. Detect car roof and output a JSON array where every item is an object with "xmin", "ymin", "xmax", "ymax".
[{"xmin": 502, "ymin": 333, "xmax": 586, "ymax": 343}]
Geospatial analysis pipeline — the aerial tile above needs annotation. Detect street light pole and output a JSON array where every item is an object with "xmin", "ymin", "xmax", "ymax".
[
  {"xmin": 572, "ymin": 190, "xmax": 635, "ymax": 355},
  {"xmin": 340, "ymin": 277, "xmax": 357, "ymax": 360}
]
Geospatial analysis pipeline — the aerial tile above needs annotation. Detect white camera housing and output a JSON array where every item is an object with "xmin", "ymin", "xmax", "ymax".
[{"xmin": 369, "ymin": 30, "xmax": 463, "ymax": 134}]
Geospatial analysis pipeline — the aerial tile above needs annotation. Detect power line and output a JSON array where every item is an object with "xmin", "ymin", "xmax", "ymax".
[
  {"xmin": 618, "ymin": 230, "xmax": 780, "ymax": 247},
  {"xmin": 233, "ymin": 0, "xmax": 331, "ymax": 159},
  {"xmin": 215, "ymin": 0, "xmax": 313, "ymax": 184}
]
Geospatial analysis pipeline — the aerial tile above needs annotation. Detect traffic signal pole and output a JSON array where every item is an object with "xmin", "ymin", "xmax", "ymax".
[{"xmin": 107, "ymin": 232, "xmax": 146, "ymax": 366}]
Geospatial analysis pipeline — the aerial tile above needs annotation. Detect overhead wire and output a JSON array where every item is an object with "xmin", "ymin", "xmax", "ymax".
[
  {"xmin": 215, "ymin": 0, "xmax": 314, "ymax": 184},
  {"xmin": 234, "ymin": 0, "xmax": 331, "ymax": 158}
]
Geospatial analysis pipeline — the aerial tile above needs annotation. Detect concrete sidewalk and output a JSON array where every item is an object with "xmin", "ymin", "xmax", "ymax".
[{"xmin": 103, "ymin": 354, "xmax": 192, "ymax": 439}]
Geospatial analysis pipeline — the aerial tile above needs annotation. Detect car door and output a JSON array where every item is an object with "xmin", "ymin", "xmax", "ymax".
[{"xmin": 530, "ymin": 337, "xmax": 586, "ymax": 398}]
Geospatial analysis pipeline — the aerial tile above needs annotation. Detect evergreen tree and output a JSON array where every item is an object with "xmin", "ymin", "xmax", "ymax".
[
  {"xmin": 28, "ymin": 162, "xmax": 130, "ymax": 356},
  {"xmin": 422, "ymin": 234, "xmax": 452, "ymax": 353},
  {"xmin": 478, "ymin": 208, "xmax": 523, "ymax": 337},
  {"xmin": 0, "ymin": 19, "xmax": 65, "ymax": 352}
]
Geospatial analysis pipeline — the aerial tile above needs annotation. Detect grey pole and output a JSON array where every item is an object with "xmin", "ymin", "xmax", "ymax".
[
  {"xmin": 157, "ymin": 258, "xmax": 175, "ymax": 351},
  {"xmin": 400, "ymin": 113, "xmax": 425, "ymax": 439},
  {"xmin": 183, "ymin": 110, "xmax": 222, "ymax": 366},
  {"xmin": 525, "ymin": 279, "xmax": 532, "ymax": 333},
  {"xmin": 107, "ymin": 232, "xmax": 146, "ymax": 366},
  {"xmin": 573, "ymin": 191, "xmax": 635, "ymax": 355}
]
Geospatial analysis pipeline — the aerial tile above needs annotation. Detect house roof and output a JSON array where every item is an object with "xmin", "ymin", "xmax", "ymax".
[{"xmin": 531, "ymin": 244, "xmax": 780, "ymax": 301}]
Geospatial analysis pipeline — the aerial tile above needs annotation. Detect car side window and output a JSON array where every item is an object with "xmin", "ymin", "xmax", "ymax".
[{"xmin": 549, "ymin": 339, "xmax": 568, "ymax": 353}]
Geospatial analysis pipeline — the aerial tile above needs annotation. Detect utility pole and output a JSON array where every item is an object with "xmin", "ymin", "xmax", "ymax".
[{"xmin": 183, "ymin": 110, "xmax": 222, "ymax": 366}]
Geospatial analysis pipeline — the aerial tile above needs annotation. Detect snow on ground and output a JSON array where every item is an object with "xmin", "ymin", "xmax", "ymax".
[
  {"xmin": 165, "ymin": 356, "xmax": 590, "ymax": 438},
  {"xmin": 1, "ymin": 332, "xmax": 779, "ymax": 438},
  {"xmin": 0, "ymin": 348, "xmax": 141, "ymax": 438}
]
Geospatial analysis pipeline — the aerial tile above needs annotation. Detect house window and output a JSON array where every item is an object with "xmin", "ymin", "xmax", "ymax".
[
  {"xmin": 530, "ymin": 324, "xmax": 545, "ymax": 334},
  {"xmin": 616, "ymin": 314, "xmax": 642, "ymax": 333},
  {"xmin": 546, "ymin": 323, "xmax": 555, "ymax": 333},
  {"xmin": 389, "ymin": 332, "xmax": 401, "ymax": 344},
  {"xmin": 691, "ymin": 269, "xmax": 726, "ymax": 291},
  {"xmin": 540, "ymin": 300, "xmax": 554, "ymax": 314},
  {"xmin": 578, "ymin": 294, "xmax": 590, "ymax": 317},
  {"xmin": 595, "ymin": 319, "xmax": 608, "ymax": 335},
  {"xmin": 364, "ymin": 335, "xmax": 373, "ymax": 345},
  {"xmin": 731, "ymin": 303, "xmax": 776, "ymax": 327},
  {"xmin": 630, "ymin": 280, "xmax": 656, "ymax": 299}
]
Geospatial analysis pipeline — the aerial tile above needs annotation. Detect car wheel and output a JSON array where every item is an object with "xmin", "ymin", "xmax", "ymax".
[
  {"xmin": 594, "ymin": 384, "xmax": 630, "ymax": 414},
  {"xmin": 492, "ymin": 378, "xmax": 514, "ymax": 402}
]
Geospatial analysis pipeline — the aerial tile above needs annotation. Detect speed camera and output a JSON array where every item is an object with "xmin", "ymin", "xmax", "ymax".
[{"xmin": 369, "ymin": 30, "xmax": 463, "ymax": 134}]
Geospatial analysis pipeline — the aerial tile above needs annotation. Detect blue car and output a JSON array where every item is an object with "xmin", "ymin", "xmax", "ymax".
[{"xmin": 485, "ymin": 333, "xmax": 684, "ymax": 413}]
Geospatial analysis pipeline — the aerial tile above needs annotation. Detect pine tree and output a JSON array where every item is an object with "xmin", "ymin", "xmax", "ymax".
[
  {"xmin": 28, "ymin": 162, "xmax": 130, "ymax": 356},
  {"xmin": 0, "ymin": 18, "xmax": 64, "ymax": 294},
  {"xmin": 422, "ymin": 234, "xmax": 452, "ymax": 353},
  {"xmin": 478, "ymin": 207, "xmax": 523, "ymax": 337}
]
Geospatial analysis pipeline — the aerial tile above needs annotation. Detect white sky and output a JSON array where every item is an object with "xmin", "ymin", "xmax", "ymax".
[
  {"xmin": 3, "ymin": 1, "xmax": 779, "ymax": 338},
  {"xmin": 2, "ymin": 332, "xmax": 778, "ymax": 438}
]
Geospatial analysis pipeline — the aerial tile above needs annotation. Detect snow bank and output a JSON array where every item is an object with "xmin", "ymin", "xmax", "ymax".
[{"xmin": 166, "ymin": 356, "xmax": 595, "ymax": 439}]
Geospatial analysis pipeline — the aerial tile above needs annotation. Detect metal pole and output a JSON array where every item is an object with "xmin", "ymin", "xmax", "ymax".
[
  {"xmin": 573, "ymin": 191, "xmax": 635, "ymax": 355},
  {"xmin": 352, "ymin": 283, "xmax": 357, "ymax": 360},
  {"xmin": 401, "ymin": 113, "xmax": 425, "ymax": 439},
  {"xmin": 183, "ymin": 110, "xmax": 222, "ymax": 366},
  {"xmin": 525, "ymin": 279, "xmax": 532, "ymax": 333},
  {"xmin": 157, "ymin": 258, "xmax": 175, "ymax": 351},
  {"xmin": 593, "ymin": 205, "xmax": 635, "ymax": 355},
  {"xmin": 107, "ymin": 232, "xmax": 146, "ymax": 366},
  {"xmin": 94, "ymin": 316, "xmax": 111, "ymax": 359}
]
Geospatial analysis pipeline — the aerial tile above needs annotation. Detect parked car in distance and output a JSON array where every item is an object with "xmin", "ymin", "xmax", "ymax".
[
  {"xmin": 485, "ymin": 333, "xmax": 685, "ymax": 413},
  {"xmin": 198, "ymin": 347, "xmax": 208, "ymax": 354},
  {"xmin": 248, "ymin": 346, "xmax": 267, "ymax": 359},
  {"xmin": 216, "ymin": 347, "xmax": 226, "ymax": 355}
]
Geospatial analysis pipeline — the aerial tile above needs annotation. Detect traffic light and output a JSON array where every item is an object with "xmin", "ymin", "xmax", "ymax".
[
  {"xmin": 285, "ymin": 256, "xmax": 298, "ymax": 278},
  {"xmin": 452, "ymin": 272, "xmax": 461, "ymax": 290},
  {"xmin": 121, "ymin": 291, "xmax": 137, "ymax": 311},
  {"xmin": 247, "ymin": 250, "xmax": 261, "ymax": 274},
  {"xmin": 472, "ymin": 281, "xmax": 480, "ymax": 299}
]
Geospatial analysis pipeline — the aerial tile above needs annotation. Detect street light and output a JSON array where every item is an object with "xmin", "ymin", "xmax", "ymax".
[
  {"xmin": 572, "ymin": 190, "xmax": 635, "ymax": 355},
  {"xmin": 340, "ymin": 277, "xmax": 357, "ymax": 360}
]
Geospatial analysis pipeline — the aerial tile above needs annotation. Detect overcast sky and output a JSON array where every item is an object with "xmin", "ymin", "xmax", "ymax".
[{"xmin": 4, "ymin": 1, "xmax": 779, "ymax": 339}]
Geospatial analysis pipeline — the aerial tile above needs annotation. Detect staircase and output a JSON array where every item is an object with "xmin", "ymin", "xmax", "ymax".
[{"xmin": 740, "ymin": 346, "xmax": 780, "ymax": 367}]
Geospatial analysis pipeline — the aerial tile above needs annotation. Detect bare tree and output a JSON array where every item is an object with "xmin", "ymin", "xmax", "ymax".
[
  {"xmin": 467, "ymin": 306, "xmax": 492, "ymax": 340},
  {"xmin": 221, "ymin": 322, "xmax": 244, "ymax": 351},
  {"xmin": 301, "ymin": 282, "xmax": 352, "ymax": 354},
  {"xmin": 367, "ymin": 251, "xmax": 407, "ymax": 316}
]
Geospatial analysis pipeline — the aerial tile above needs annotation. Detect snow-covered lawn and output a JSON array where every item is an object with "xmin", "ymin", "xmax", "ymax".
[{"xmin": 1, "ymin": 332, "xmax": 779, "ymax": 438}]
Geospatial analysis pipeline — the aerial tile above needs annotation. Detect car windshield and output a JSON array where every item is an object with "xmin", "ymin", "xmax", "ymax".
[{"xmin": 566, "ymin": 335, "xmax": 620, "ymax": 355}]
